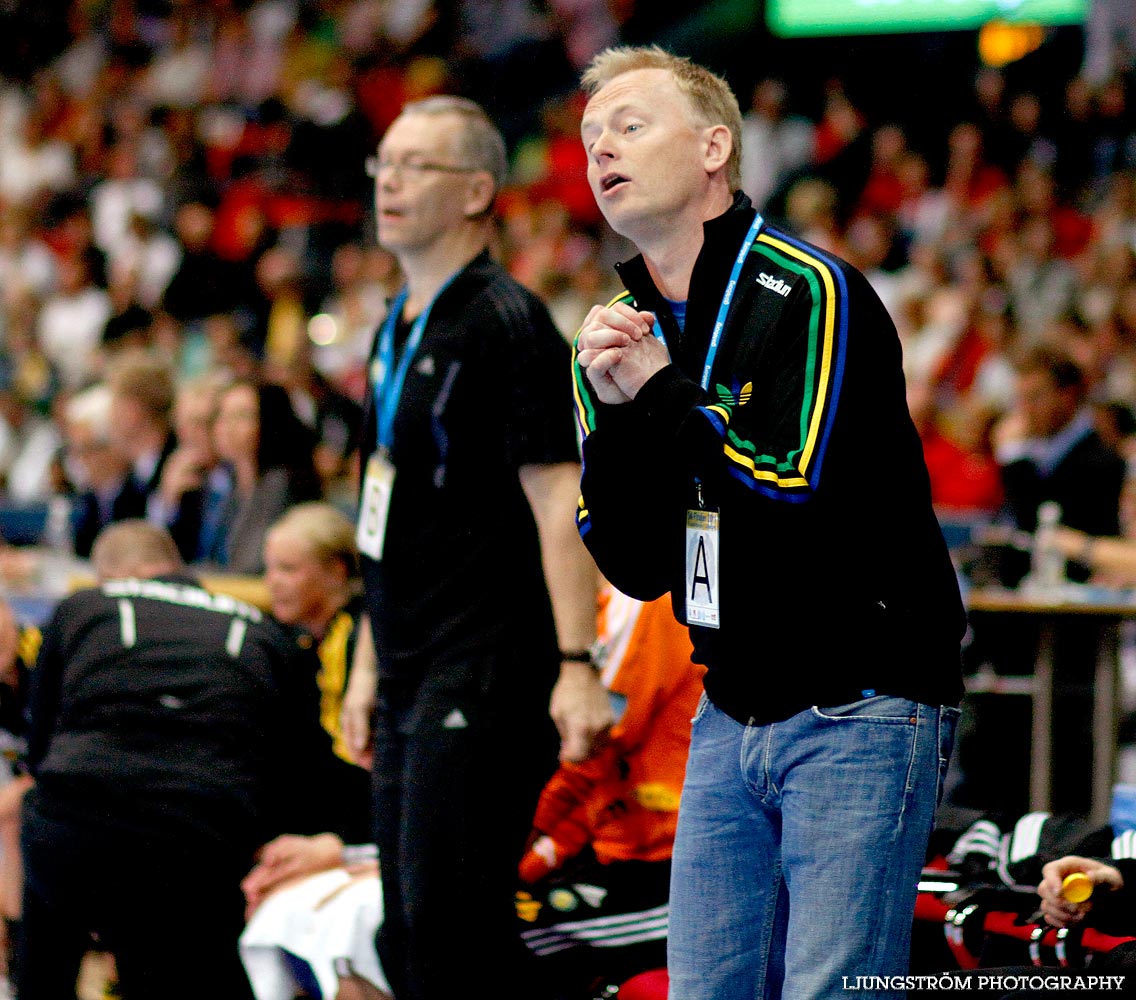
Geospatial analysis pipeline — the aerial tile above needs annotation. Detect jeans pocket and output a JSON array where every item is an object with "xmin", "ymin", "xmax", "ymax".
[
  {"xmin": 936, "ymin": 705, "xmax": 961, "ymax": 804},
  {"xmin": 812, "ymin": 694, "xmax": 919, "ymax": 723}
]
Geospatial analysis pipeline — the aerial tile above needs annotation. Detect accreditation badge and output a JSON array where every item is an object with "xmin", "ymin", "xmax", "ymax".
[
  {"xmin": 685, "ymin": 509, "xmax": 720, "ymax": 628},
  {"xmin": 356, "ymin": 451, "xmax": 395, "ymax": 561}
]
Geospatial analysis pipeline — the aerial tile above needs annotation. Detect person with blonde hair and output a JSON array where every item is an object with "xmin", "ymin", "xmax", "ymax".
[
  {"xmin": 573, "ymin": 46, "xmax": 965, "ymax": 998},
  {"xmin": 264, "ymin": 502, "xmax": 370, "ymax": 841}
]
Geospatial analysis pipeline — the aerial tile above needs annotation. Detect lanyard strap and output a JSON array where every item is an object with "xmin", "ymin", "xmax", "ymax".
[
  {"xmin": 651, "ymin": 212, "xmax": 763, "ymax": 391},
  {"xmin": 372, "ymin": 274, "xmax": 457, "ymax": 450}
]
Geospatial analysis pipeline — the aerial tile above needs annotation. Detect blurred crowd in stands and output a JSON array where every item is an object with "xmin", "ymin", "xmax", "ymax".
[{"xmin": 0, "ymin": 0, "xmax": 1131, "ymax": 568}]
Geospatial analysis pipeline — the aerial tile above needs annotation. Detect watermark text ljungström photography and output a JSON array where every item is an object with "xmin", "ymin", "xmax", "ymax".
[{"xmin": 841, "ymin": 973, "xmax": 1128, "ymax": 992}]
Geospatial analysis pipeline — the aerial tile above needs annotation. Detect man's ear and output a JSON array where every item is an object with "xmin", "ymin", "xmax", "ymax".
[
  {"xmin": 703, "ymin": 124, "xmax": 733, "ymax": 177},
  {"xmin": 464, "ymin": 171, "xmax": 496, "ymax": 218}
]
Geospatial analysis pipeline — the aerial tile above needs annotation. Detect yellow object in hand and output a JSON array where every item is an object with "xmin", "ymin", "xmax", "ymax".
[{"xmin": 1061, "ymin": 872, "xmax": 1094, "ymax": 903}]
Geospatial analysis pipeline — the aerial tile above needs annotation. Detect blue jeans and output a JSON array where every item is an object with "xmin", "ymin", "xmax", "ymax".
[{"xmin": 668, "ymin": 694, "xmax": 959, "ymax": 1000}]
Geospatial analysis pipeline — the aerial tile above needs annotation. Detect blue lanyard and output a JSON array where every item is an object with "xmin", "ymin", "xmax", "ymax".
[
  {"xmin": 371, "ymin": 275, "xmax": 457, "ymax": 451},
  {"xmin": 650, "ymin": 212, "xmax": 763, "ymax": 391}
]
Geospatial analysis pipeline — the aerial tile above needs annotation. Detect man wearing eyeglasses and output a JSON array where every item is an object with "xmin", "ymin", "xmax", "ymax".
[{"xmin": 343, "ymin": 96, "xmax": 612, "ymax": 1000}]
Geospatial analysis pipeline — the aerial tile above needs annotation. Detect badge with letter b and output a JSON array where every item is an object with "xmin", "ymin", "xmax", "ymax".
[{"xmin": 685, "ymin": 509, "xmax": 720, "ymax": 628}]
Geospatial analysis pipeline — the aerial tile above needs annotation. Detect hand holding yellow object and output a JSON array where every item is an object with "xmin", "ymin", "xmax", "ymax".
[{"xmin": 1060, "ymin": 871, "xmax": 1094, "ymax": 903}]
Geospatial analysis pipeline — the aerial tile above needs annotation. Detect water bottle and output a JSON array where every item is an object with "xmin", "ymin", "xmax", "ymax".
[
  {"xmin": 43, "ymin": 494, "xmax": 73, "ymax": 555},
  {"xmin": 40, "ymin": 494, "xmax": 74, "ymax": 593},
  {"xmin": 1026, "ymin": 501, "xmax": 1064, "ymax": 597}
]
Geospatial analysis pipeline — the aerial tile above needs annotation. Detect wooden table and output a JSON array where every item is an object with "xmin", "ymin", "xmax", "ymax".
[{"xmin": 966, "ymin": 584, "xmax": 1136, "ymax": 824}]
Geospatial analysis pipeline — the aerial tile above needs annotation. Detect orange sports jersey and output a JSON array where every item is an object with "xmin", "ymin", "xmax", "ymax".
[{"xmin": 520, "ymin": 588, "xmax": 704, "ymax": 881}]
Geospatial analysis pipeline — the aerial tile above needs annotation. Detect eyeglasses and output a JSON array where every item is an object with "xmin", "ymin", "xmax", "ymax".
[{"xmin": 365, "ymin": 155, "xmax": 479, "ymax": 179}]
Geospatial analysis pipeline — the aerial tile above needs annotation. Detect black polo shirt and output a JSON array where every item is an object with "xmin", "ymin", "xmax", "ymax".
[{"xmin": 359, "ymin": 251, "xmax": 579, "ymax": 675}]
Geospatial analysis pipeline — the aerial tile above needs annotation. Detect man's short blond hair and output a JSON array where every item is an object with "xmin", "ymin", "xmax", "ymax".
[
  {"xmin": 91, "ymin": 520, "xmax": 183, "ymax": 581},
  {"xmin": 581, "ymin": 45, "xmax": 743, "ymax": 191}
]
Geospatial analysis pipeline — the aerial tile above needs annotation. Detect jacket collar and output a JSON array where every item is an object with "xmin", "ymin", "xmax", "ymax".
[{"xmin": 613, "ymin": 191, "xmax": 759, "ymax": 351}]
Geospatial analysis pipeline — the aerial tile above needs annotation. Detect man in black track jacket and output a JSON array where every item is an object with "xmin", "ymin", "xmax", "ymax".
[{"xmin": 572, "ymin": 45, "xmax": 966, "ymax": 1000}]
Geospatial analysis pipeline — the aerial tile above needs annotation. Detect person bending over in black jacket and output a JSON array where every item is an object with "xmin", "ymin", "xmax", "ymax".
[{"xmin": 16, "ymin": 519, "xmax": 339, "ymax": 1000}]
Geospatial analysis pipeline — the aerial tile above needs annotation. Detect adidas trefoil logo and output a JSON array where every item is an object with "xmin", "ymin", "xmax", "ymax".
[
  {"xmin": 715, "ymin": 380, "xmax": 752, "ymax": 409},
  {"xmin": 757, "ymin": 272, "xmax": 791, "ymax": 297}
]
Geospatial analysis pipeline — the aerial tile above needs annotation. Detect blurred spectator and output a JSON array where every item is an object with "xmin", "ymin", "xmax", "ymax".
[
  {"xmin": 100, "ymin": 282, "xmax": 153, "ymax": 359},
  {"xmin": 516, "ymin": 94, "xmax": 604, "ymax": 232},
  {"xmin": 35, "ymin": 255, "xmax": 111, "ymax": 391},
  {"xmin": 855, "ymin": 123, "xmax": 910, "ymax": 219},
  {"xmin": 107, "ymin": 211, "xmax": 181, "ymax": 311},
  {"xmin": 151, "ymin": 371, "xmax": 230, "ymax": 564},
  {"xmin": 843, "ymin": 212, "xmax": 905, "ymax": 326},
  {"xmin": 207, "ymin": 6, "xmax": 282, "ymax": 110},
  {"xmin": 1051, "ymin": 77, "xmax": 1098, "ymax": 202},
  {"xmin": 89, "ymin": 142, "xmax": 165, "ymax": 258},
  {"xmin": 967, "ymin": 65, "xmax": 1008, "ymax": 148},
  {"xmin": 51, "ymin": 2, "xmax": 108, "ymax": 99},
  {"xmin": 0, "ymin": 105, "xmax": 77, "ymax": 210},
  {"xmin": 897, "ymin": 246, "xmax": 974, "ymax": 387},
  {"xmin": 992, "ymin": 91, "xmax": 1057, "ymax": 176},
  {"xmin": 942, "ymin": 121, "xmax": 1010, "ymax": 235},
  {"xmin": 0, "ymin": 206, "xmax": 56, "ymax": 305},
  {"xmin": 1089, "ymin": 75, "xmax": 1136, "ymax": 184},
  {"xmin": 1, "ymin": 291, "xmax": 61, "ymax": 419},
  {"xmin": 265, "ymin": 338, "xmax": 362, "ymax": 502},
  {"xmin": 207, "ymin": 379, "xmax": 321, "ymax": 574},
  {"xmin": 993, "ymin": 345, "xmax": 1126, "ymax": 583},
  {"xmin": 60, "ymin": 384, "xmax": 144, "ymax": 559},
  {"xmin": 107, "ymin": 99, "xmax": 176, "ymax": 184},
  {"xmin": 738, "ymin": 77, "xmax": 815, "ymax": 213},
  {"xmin": 541, "ymin": 246, "xmax": 619, "ymax": 343},
  {"xmin": 141, "ymin": 8, "xmax": 211, "ymax": 111},
  {"xmin": 42, "ymin": 198, "xmax": 107, "ymax": 289},
  {"xmin": 450, "ymin": 0, "xmax": 575, "ymax": 149},
  {"xmin": 936, "ymin": 283, "xmax": 1018, "ymax": 416},
  {"xmin": 1082, "ymin": 0, "xmax": 1136, "ymax": 86},
  {"xmin": 893, "ymin": 151, "xmax": 952, "ymax": 250},
  {"xmin": 106, "ymin": 350, "xmax": 177, "ymax": 512},
  {"xmin": 812, "ymin": 79, "xmax": 864, "ymax": 167},
  {"xmin": 909, "ymin": 381, "xmax": 1004, "ymax": 516},
  {"xmin": 256, "ymin": 245, "xmax": 310, "ymax": 370},
  {"xmin": 782, "ymin": 175, "xmax": 843, "ymax": 255},
  {"xmin": 1013, "ymin": 159, "xmax": 1092, "ymax": 260},
  {"xmin": 162, "ymin": 201, "xmax": 252, "ymax": 326},
  {"xmin": 1005, "ymin": 214, "xmax": 1079, "ymax": 345},
  {"xmin": 310, "ymin": 243, "xmax": 398, "ymax": 397},
  {"xmin": 0, "ymin": 377, "xmax": 60, "ymax": 507}
]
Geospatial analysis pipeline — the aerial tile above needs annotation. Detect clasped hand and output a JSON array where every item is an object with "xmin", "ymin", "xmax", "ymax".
[{"xmin": 576, "ymin": 302, "xmax": 669, "ymax": 404}]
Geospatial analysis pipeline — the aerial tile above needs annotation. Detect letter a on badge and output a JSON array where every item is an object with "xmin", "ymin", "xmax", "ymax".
[{"xmin": 685, "ymin": 509, "xmax": 720, "ymax": 628}]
